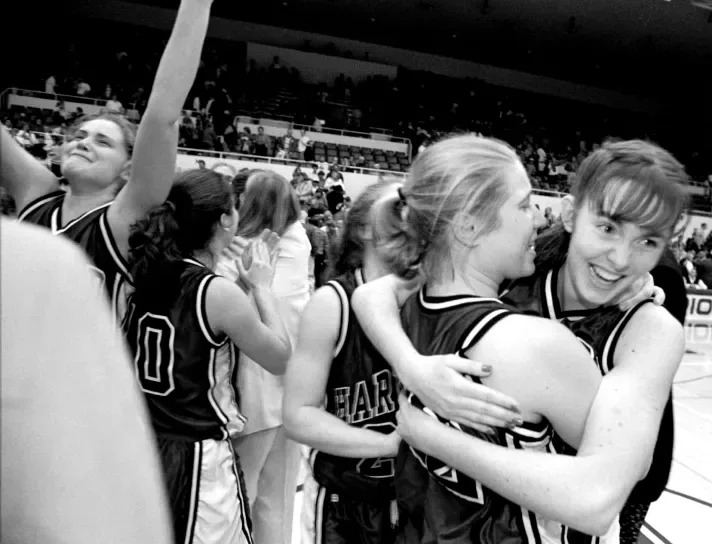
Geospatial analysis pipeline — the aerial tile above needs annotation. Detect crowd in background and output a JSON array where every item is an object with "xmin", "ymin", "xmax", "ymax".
[{"xmin": 6, "ymin": 18, "xmax": 711, "ymax": 196}]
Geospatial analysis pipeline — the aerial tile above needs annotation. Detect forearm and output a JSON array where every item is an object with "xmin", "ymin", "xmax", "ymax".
[
  {"xmin": 351, "ymin": 278, "xmax": 420, "ymax": 389},
  {"xmin": 285, "ymin": 407, "xmax": 393, "ymax": 458},
  {"xmin": 252, "ymin": 286, "xmax": 292, "ymax": 353},
  {"xmin": 414, "ymin": 423, "xmax": 625, "ymax": 535},
  {"xmin": 144, "ymin": 0, "xmax": 214, "ymax": 123}
]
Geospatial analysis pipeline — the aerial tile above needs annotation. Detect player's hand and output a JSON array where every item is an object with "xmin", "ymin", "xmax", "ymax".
[
  {"xmin": 235, "ymin": 239, "xmax": 274, "ymax": 290},
  {"xmin": 614, "ymin": 272, "xmax": 665, "ymax": 311},
  {"xmin": 396, "ymin": 392, "xmax": 450, "ymax": 451},
  {"xmin": 399, "ymin": 353, "xmax": 521, "ymax": 434}
]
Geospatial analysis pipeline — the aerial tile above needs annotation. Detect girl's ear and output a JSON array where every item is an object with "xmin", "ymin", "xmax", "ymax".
[{"xmin": 560, "ymin": 195, "xmax": 576, "ymax": 234}]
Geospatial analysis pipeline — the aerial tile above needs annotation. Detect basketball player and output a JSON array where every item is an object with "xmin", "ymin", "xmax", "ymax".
[
  {"xmin": 1, "ymin": 219, "xmax": 172, "ymax": 544},
  {"xmin": 356, "ymin": 138, "xmax": 688, "ymax": 540},
  {"xmin": 367, "ymin": 135, "xmax": 640, "ymax": 541},
  {"xmin": 1, "ymin": 0, "xmax": 214, "ymax": 319},
  {"xmin": 283, "ymin": 180, "xmax": 404, "ymax": 544},
  {"xmin": 123, "ymin": 169, "xmax": 292, "ymax": 544}
]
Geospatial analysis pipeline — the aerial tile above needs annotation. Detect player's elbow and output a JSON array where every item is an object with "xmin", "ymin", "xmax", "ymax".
[{"xmin": 578, "ymin": 482, "xmax": 627, "ymax": 536}]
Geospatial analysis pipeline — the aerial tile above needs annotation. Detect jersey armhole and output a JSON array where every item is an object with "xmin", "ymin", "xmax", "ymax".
[
  {"xmin": 601, "ymin": 300, "xmax": 651, "ymax": 374},
  {"xmin": 326, "ymin": 280, "xmax": 349, "ymax": 358},
  {"xmin": 17, "ymin": 190, "xmax": 64, "ymax": 221},
  {"xmin": 99, "ymin": 209, "xmax": 132, "ymax": 283},
  {"xmin": 196, "ymin": 275, "xmax": 227, "ymax": 347}
]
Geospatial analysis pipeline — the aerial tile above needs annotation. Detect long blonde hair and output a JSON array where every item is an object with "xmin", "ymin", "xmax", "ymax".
[{"xmin": 372, "ymin": 134, "xmax": 520, "ymax": 280}]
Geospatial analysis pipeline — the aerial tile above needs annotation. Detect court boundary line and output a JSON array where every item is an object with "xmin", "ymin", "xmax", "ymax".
[
  {"xmin": 640, "ymin": 522, "xmax": 672, "ymax": 544},
  {"xmin": 664, "ymin": 487, "xmax": 712, "ymax": 509}
]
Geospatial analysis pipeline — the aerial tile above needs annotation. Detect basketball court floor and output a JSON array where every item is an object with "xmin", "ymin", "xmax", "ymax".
[
  {"xmin": 291, "ymin": 342, "xmax": 712, "ymax": 543},
  {"xmin": 638, "ymin": 342, "xmax": 712, "ymax": 544}
]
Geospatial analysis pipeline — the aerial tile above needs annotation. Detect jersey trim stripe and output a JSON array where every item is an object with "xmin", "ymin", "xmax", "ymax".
[
  {"xmin": 601, "ymin": 300, "xmax": 649, "ymax": 374},
  {"xmin": 52, "ymin": 201, "xmax": 112, "ymax": 234},
  {"xmin": 458, "ymin": 308, "xmax": 511, "ymax": 353},
  {"xmin": 207, "ymin": 347, "xmax": 230, "ymax": 438},
  {"xmin": 17, "ymin": 191, "xmax": 64, "ymax": 221},
  {"xmin": 184, "ymin": 441, "xmax": 203, "ymax": 544},
  {"xmin": 418, "ymin": 289, "xmax": 502, "ymax": 311},
  {"xmin": 98, "ymin": 210, "xmax": 131, "ymax": 281},
  {"xmin": 327, "ymin": 280, "xmax": 350, "ymax": 358},
  {"xmin": 227, "ymin": 436, "xmax": 254, "ymax": 544},
  {"xmin": 196, "ymin": 275, "xmax": 225, "ymax": 347}
]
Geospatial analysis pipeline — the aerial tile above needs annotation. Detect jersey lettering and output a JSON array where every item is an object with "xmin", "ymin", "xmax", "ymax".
[
  {"xmin": 332, "ymin": 369, "xmax": 396, "ymax": 424},
  {"xmin": 134, "ymin": 313, "xmax": 176, "ymax": 396}
]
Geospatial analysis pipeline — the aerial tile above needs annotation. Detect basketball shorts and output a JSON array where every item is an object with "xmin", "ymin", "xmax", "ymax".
[
  {"xmin": 157, "ymin": 436, "xmax": 253, "ymax": 544},
  {"xmin": 301, "ymin": 468, "xmax": 399, "ymax": 544}
]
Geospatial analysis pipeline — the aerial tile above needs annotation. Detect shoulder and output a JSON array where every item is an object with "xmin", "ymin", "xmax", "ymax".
[
  {"xmin": 614, "ymin": 302, "xmax": 684, "ymax": 368},
  {"xmin": 473, "ymin": 312, "xmax": 585, "ymax": 369},
  {"xmin": 279, "ymin": 222, "xmax": 311, "ymax": 250}
]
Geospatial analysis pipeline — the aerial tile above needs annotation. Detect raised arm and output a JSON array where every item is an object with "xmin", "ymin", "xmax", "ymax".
[
  {"xmin": 283, "ymin": 286, "xmax": 400, "ymax": 458},
  {"xmin": 352, "ymin": 274, "xmax": 521, "ymax": 431},
  {"xmin": 1, "ymin": 125, "xmax": 60, "ymax": 213},
  {"xmin": 109, "ymin": 0, "xmax": 214, "ymax": 255},
  {"xmin": 396, "ymin": 305, "xmax": 683, "ymax": 535}
]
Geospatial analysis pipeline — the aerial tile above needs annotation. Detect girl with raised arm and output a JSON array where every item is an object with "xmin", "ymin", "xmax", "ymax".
[{"xmin": 2, "ymin": 0, "xmax": 214, "ymax": 319}]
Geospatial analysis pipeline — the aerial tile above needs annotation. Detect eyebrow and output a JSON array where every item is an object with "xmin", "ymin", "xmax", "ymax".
[
  {"xmin": 599, "ymin": 210, "xmax": 666, "ymax": 238},
  {"xmin": 518, "ymin": 191, "xmax": 531, "ymax": 205}
]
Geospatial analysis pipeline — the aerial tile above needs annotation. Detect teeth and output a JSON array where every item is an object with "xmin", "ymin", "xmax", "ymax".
[{"xmin": 591, "ymin": 265, "xmax": 622, "ymax": 283}]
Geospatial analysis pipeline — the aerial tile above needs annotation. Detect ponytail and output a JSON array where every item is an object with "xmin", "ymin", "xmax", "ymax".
[
  {"xmin": 128, "ymin": 201, "xmax": 184, "ymax": 307},
  {"xmin": 372, "ymin": 190, "xmax": 428, "ymax": 280}
]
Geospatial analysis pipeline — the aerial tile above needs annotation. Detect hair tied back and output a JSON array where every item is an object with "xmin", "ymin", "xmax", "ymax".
[{"xmin": 397, "ymin": 186, "xmax": 409, "ymax": 223}]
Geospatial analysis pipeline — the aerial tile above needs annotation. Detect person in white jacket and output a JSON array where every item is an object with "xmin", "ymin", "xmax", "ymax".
[{"xmin": 218, "ymin": 169, "xmax": 311, "ymax": 544}]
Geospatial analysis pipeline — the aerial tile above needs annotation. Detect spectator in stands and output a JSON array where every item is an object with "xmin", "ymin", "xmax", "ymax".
[
  {"xmin": 305, "ymin": 209, "xmax": 328, "ymax": 288},
  {"xmin": 298, "ymin": 129, "xmax": 311, "ymax": 162},
  {"xmin": 695, "ymin": 250, "xmax": 712, "ymax": 287},
  {"xmin": 254, "ymin": 126, "xmax": 269, "ymax": 156},
  {"xmin": 178, "ymin": 115, "xmax": 197, "ymax": 148},
  {"xmin": 326, "ymin": 183, "xmax": 345, "ymax": 216},
  {"xmin": 309, "ymin": 187, "xmax": 328, "ymax": 214},
  {"xmin": 45, "ymin": 74, "xmax": 56, "ymax": 94},
  {"xmin": 196, "ymin": 159, "xmax": 207, "ymax": 170},
  {"xmin": 106, "ymin": 94, "xmax": 123, "ymax": 114},
  {"xmin": 293, "ymin": 172, "xmax": 313, "ymax": 202},
  {"xmin": 53, "ymin": 101, "xmax": 68, "ymax": 124},
  {"xmin": 76, "ymin": 78, "xmax": 91, "ymax": 96},
  {"xmin": 200, "ymin": 119, "xmax": 218, "ymax": 150},
  {"xmin": 240, "ymin": 126, "xmax": 254, "ymax": 154}
]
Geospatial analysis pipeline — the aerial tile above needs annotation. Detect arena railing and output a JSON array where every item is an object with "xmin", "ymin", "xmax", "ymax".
[{"xmin": 176, "ymin": 146, "xmax": 409, "ymax": 178}]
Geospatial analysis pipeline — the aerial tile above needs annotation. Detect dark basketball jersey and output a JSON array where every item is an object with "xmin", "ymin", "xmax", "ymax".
[
  {"xmin": 123, "ymin": 258, "xmax": 245, "ymax": 441},
  {"xmin": 18, "ymin": 191, "xmax": 131, "ymax": 322},
  {"xmin": 309, "ymin": 269, "xmax": 399, "ymax": 501},
  {"xmin": 502, "ymin": 266, "xmax": 670, "ymax": 504},
  {"xmin": 399, "ymin": 288, "xmax": 612, "ymax": 544}
]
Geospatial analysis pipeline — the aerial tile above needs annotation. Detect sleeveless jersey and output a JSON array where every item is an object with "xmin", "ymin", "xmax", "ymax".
[
  {"xmin": 399, "ymin": 288, "xmax": 612, "ymax": 544},
  {"xmin": 18, "ymin": 191, "xmax": 131, "ymax": 322},
  {"xmin": 503, "ymin": 266, "xmax": 671, "ymax": 503},
  {"xmin": 309, "ymin": 269, "xmax": 399, "ymax": 500},
  {"xmin": 123, "ymin": 258, "xmax": 245, "ymax": 441}
]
